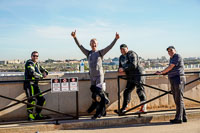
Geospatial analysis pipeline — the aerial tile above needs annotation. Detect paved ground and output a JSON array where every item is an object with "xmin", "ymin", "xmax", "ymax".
[
  {"xmin": 40, "ymin": 118, "xmax": 200, "ymax": 133},
  {"xmin": 1, "ymin": 110, "xmax": 200, "ymax": 133}
]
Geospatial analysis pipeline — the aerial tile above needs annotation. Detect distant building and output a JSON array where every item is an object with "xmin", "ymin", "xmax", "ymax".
[
  {"xmin": 0, "ymin": 61, "xmax": 7, "ymax": 65},
  {"xmin": 65, "ymin": 59, "xmax": 80, "ymax": 64},
  {"xmin": 7, "ymin": 60, "xmax": 22, "ymax": 64},
  {"xmin": 44, "ymin": 59, "xmax": 65, "ymax": 63},
  {"xmin": 52, "ymin": 60, "xmax": 65, "ymax": 63},
  {"xmin": 112, "ymin": 57, "xmax": 119, "ymax": 65},
  {"xmin": 103, "ymin": 58, "xmax": 112, "ymax": 65}
]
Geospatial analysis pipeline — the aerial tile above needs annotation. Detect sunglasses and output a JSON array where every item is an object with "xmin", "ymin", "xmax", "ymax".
[
  {"xmin": 167, "ymin": 49, "xmax": 173, "ymax": 52},
  {"xmin": 32, "ymin": 55, "xmax": 39, "ymax": 57}
]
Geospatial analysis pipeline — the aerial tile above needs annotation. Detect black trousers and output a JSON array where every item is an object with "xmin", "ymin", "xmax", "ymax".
[
  {"xmin": 24, "ymin": 82, "xmax": 46, "ymax": 114},
  {"xmin": 87, "ymin": 85, "xmax": 107, "ymax": 117},
  {"xmin": 122, "ymin": 78, "xmax": 146, "ymax": 109}
]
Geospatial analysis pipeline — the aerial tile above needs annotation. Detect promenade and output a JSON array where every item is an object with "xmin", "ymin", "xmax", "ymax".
[
  {"xmin": 0, "ymin": 109, "xmax": 200, "ymax": 133},
  {"xmin": 40, "ymin": 118, "xmax": 200, "ymax": 133}
]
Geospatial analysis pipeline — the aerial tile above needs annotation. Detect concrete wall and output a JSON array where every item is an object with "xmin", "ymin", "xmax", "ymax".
[{"xmin": 0, "ymin": 71, "xmax": 200, "ymax": 121}]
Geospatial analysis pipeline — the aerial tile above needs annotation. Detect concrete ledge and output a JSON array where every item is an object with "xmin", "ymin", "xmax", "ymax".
[
  {"xmin": 60, "ymin": 115, "xmax": 152, "ymax": 130},
  {"xmin": 0, "ymin": 109, "xmax": 200, "ymax": 133}
]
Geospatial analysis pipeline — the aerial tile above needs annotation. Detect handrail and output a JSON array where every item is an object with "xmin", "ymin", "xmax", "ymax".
[
  {"xmin": 0, "ymin": 78, "xmax": 79, "ymax": 123},
  {"xmin": 117, "ymin": 71, "xmax": 200, "ymax": 116}
]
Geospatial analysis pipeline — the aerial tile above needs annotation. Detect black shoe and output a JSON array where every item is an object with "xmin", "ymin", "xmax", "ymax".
[
  {"xmin": 91, "ymin": 113, "xmax": 101, "ymax": 120},
  {"xmin": 35, "ymin": 114, "xmax": 51, "ymax": 120},
  {"xmin": 102, "ymin": 111, "xmax": 106, "ymax": 117},
  {"xmin": 114, "ymin": 109, "xmax": 126, "ymax": 114},
  {"xmin": 91, "ymin": 116, "xmax": 97, "ymax": 120},
  {"xmin": 98, "ymin": 114, "xmax": 102, "ymax": 118},
  {"xmin": 114, "ymin": 109, "xmax": 120, "ymax": 114},
  {"xmin": 170, "ymin": 119, "xmax": 182, "ymax": 124},
  {"xmin": 183, "ymin": 118, "xmax": 187, "ymax": 122}
]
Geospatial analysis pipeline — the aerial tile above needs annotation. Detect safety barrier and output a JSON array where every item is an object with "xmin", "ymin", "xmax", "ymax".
[
  {"xmin": 117, "ymin": 71, "xmax": 200, "ymax": 117},
  {"xmin": 0, "ymin": 76, "xmax": 118, "ymax": 124},
  {"xmin": 0, "ymin": 71, "xmax": 200, "ymax": 124},
  {"xmin": 0, "ymin": 78, "xmax": 79, "ymax": 124}
]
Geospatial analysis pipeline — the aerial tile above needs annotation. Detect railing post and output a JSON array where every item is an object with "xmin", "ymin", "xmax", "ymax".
[{"xmin": 117, "ymin": 76, "xmax": 121, "ymax": 116}]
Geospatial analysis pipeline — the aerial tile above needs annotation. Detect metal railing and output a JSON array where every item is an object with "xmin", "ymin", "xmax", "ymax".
[
  {"xmin": 117, "ymin": 71, "xmax": 200, "ymax": 117},
  {"xmin": 0, "ymin": 78, "xmax": 79, "ymax": 124},
  {"xmin": 1, "ymin": 71, "xmax": 200, "ymax": 124}
]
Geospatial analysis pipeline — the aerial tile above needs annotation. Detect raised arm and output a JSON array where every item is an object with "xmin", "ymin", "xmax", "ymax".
[
  {"xmin": 71, "ymin": 30, "xmax": 89, "ymax": 56},
  {"xmin": 100, "ymin": 32, "xmax": 120, "ymax": 56}
]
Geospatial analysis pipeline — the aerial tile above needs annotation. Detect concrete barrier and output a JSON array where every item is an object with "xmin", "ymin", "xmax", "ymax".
[{"xmin": 0, "ymin": 71, "xmax": 200, "ymax": 121}]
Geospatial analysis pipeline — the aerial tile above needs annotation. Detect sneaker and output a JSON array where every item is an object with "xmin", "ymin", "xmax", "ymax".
[
  {"xmin": 91, "ymin": 114, "xmax": 101, "ymax": 120},
  {"xmin": 91, "ymin": 116, "xmax": 97, "ymax": 120},
  {"xmin": 35, "ymin": 113, "xmax": 50, "ymax": 120},
  {"xmin": 138, "ymin": 101, "xmax": 147, "ymax": 113},
  {"xmin": 138, "ymin": 105, "xmax": 147, "ymax": 113},
  {"xmin": 28, "ymin": 113, "xmax": 35, "ymax": 121},
  {"xmin": 114, "ymin": 104, "xmax": 130, "ymax": 114},
  {"xmin": 114, "ymin": 108, "xmax": 127, "ymax": 114},
  {"xmin": 98, "ymin": 114, "xmax": 102, "ymax": 118}
]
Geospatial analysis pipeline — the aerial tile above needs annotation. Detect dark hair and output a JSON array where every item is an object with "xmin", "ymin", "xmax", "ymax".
[
  {"xmin": 166, "ymin": 46, "xmax": 175, "ymax": 51},
  {"xmin": 120, "ymin": 44, "xmax": 128, "ymax": 49},
  {"xmin": 31, "ymin": 51, "xmax": 39, "ymax": 56}
]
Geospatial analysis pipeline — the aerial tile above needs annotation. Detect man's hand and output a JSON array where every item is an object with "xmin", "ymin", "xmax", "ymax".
[
  {"xmin": 118, "ymin": 68, "xmax": 125, "ymax": 75},
  {"xmin": 42, "ymin": 72, "xmax": 47, "ymax": 78},
  {"xmin": 115, "ymin": 32, "xmax": 120, "ymax": 40},
  {"xmin": 118, "ymin": 67, "xmax": 124, "ymax": 73},
  {"xmin": 118, "ymin": 71, "xmax": 126, "ymax": 76},
  {"xmin": 155, "ymin": 71, "xmax": 162, "ymax": 75},
  {"xmin": 71, "ymin": 30, "xmax": 76, "ymax": 38}
]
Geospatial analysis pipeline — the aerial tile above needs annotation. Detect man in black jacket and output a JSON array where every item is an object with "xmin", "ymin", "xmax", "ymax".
[
  {"xmin": 24, "ymin": 51, "xmax": 48, "ymax": 121},
  {"xmin": 115, "ymin": 44, "xmax": 147, "ymax": 113}
]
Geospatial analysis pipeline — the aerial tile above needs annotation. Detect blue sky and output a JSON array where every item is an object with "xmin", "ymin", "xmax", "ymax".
[{"xmin": 0, "ymin": 0, "xmax": 200, "ymax": 61}]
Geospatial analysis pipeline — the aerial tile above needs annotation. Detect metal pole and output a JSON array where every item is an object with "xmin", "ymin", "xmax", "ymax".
[
  {"xmin": 76, "ymin": 91, "xmax": 79, "ymax": 119},
  {"xmin": 117, "ymin": 76, "xmax": 121, "ymax": 116}
]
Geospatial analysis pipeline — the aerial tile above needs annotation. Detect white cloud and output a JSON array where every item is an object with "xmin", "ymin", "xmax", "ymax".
[
  {"xmin": 31, "ymin": 19, "xmax": 115, "ymax": 41},
  {"xmin": 33, "ymin": 26, "xmax": 71, "ymax": 39}
]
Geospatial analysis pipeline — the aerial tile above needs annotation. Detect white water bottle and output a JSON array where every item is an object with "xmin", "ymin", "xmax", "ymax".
[{"xmin": 80, "ymin": 60, "xmax": 84, "ymax": 72}]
